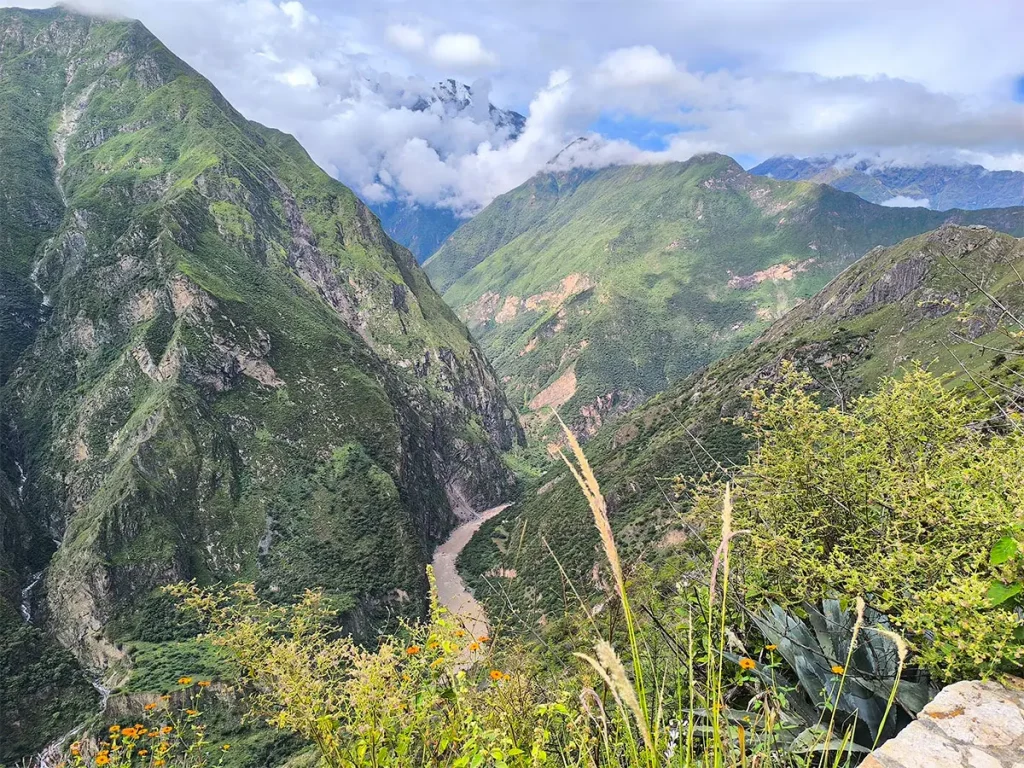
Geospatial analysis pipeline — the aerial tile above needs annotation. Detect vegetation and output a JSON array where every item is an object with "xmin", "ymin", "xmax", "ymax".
[{"xmin": 425, "ymin": 157, "xmax": 1024, "ymax": 437}]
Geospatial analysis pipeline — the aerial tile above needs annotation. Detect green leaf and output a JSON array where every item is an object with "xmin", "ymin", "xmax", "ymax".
[
  {"xmin": 990, "ymin": 536, "xmax": 1018, "ymax": 566},
  {"xmin": 986, "ymin": 581, "xmax": 1022, "ymax": 607}
]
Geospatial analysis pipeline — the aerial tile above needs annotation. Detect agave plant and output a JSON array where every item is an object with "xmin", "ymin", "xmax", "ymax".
[{"xmin": 726, "ymin": 600, "xmax": 937, "ymax": 758}]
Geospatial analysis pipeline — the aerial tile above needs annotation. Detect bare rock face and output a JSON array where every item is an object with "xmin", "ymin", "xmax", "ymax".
[{"xmin": 864, "ymin": 681, "xmax": 1024, "ymax": 768}]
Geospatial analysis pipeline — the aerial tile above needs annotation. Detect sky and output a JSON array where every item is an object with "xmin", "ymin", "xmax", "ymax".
[{"xmin": 6, "ymin": 0, "xmax": 1024, "ymax": 217}]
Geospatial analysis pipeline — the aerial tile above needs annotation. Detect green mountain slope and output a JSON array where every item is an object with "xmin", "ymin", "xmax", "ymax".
[
  {"xmin": 459, "ymin": 225, "xmax": 1024, "ymax": 626},
  {"xmin": 0, "ymin": 8, "xmax": 522, "ymax": 751},
  {"xmin": 425, "ymin": 157, "xmax": 1024, "ymax": 436}
]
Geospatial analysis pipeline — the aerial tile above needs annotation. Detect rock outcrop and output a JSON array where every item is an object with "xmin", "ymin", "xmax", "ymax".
[{"xmin": 864, "ymin": 681, "xmax": 1024, "ymax": 768}]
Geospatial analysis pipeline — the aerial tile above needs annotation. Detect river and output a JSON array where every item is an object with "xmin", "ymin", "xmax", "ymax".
[{"xmin": 431, "ymin": 504, "xmax": 510, "ymax": 642}]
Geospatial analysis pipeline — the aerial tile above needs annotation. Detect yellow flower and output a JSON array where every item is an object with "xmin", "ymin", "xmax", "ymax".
[
  {"xmin": 831, "ymin": 664, "xmax": 845, "ymax": 675},
  {"xmin": 468, "ymin": 642, "xmax": 480, "ymax": 651},
  {"xmin": 144, "ymin": 703, "xmax": 157, "ymax": 711},
  {"xmin": 406, "ymin": 645, "xmax": 421, "ymax": 655},
  {"xmin": 109, "ymin": 726, "xmax": 120, "ymax": 734},
  {"xmin": 155, "ymin": 760, "xmax": 166, "ymax": 767},
  {"xmin": 160, "ymin": 695, "xmax": 170, "ymax": 702},
  {"xmin": 477, "ymin": 635, "xmax": 490, "ymax": 643},
  {"xmin": 454, "ymin": 630, "xmax": 465, "ymax": 638},
  {"xmin": 161, "ymin": 726, "xmax": 174, "ymax": 735},
  {"xmin": 137, "ymin": 750, "xmax": 149, "ymax": 757},
  {"xmin": 739, "ymin": 657, "xmax": 757, "ymax": 670},
  {"xmin": 222, "ymin": 745, "xmax": 231, "ymax": 751},
  {"xmin": 489, "ymin": 669, "xmax": 505, "ymax": 681},
  {"xmin": 177, "ymin": 676, "xmax": 193, "ymax": 686},
  {"xmin": 197, "ymin": 680, "xmax": 211, "ymax": 687},
  {"xmin": 186, "ymin": 709, "xmax": 198, "ymax": 717},
  {"xmin": 96, "ymin": 753, "xmax": 110, "ymax": 766},
  {"xmin": 427, "ymin": 641, "xmax": 439, "ymax": 650},
  {"xmin": 765, "ymin": 644, "xmax": 777, "ymax": 651}
]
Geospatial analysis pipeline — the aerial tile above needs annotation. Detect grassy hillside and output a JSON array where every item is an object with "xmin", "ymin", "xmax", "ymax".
[
  {"xmin": 0, "ymin": 8, "xmax": 521, "ymax": 758},
  {"xmin": 459, "ymin": 225, "xmax": 1024, "ymax": 628},
  {"xmin": 426, "ymin": 157, "xmax": 1024, "ymax": 437}
]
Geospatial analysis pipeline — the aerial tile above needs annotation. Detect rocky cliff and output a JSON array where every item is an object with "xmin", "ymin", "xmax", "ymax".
[{"xmin": 0, "ymin": 6, "xmax": 522, "ymax": 708}]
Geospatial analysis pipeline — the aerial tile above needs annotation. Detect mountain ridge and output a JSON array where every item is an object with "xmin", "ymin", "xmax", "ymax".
[{"xmin": 425, "ymin": 153, "xmax": 1024, "ymax": 437}]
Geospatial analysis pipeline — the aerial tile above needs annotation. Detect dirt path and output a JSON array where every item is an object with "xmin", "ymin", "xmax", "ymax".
[{"xmin": 431, "ymin": 504, "xmax": 511, "ymax": 641}]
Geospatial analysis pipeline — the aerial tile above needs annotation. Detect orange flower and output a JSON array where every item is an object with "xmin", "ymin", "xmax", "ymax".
[
  {"xmin": 96, "ymin": 754, "xmax": 110, "ymax": 766},
  {"xmin": 489, "ymin": 669, "xmax": 505, "ymax": 681},
  {"xmin": 160, "ymin": 695, "xmax": 170, "ymax": 702},
  {"xmin": 477, "ymin": 636, "xmax": 490, "ymax": 643},
  {"xmin": 406, "ymin": 645, "xmax": 421, "ymax": 655},
  {"xmin": 137, "ymin": 750, "xmax": 149, "ymax": 757},
  {"xmin": 831, "ymin": 665, "xmax": 845, "ymax": 675},
  {"xmin": 155, "ymin": 760, "xmax": 166, "ymax": 767},
  {"xmin": 177, "ymin": 676, "xmax": 193, "ymax": 686},
  {"xmin": 161, "ymin": 726, "xmax": 173, "ymax": 735},
  {"xmin": 109, "ymin": 726, "xmax": 120, "ymax": 734},
  {"xmin": 197, "ymin": 680, "xmax": 211, "ymax": 687},
  {"xmin": 427, "ymin": 641, "xmax": 439, "ymax": 650},
  {"xmin": 454, "ymin": 630, "xmax": 465, "ymax": 638},
  {"xmin": 121, "ymin": 727, "xmax": 138, "ymax": 739},
  {"xmin": 468, "ymin": 642, "xmax": 480, "ymax": 651},
  {"xmin": 186, "ymin": 709, "xmax": 198, "ymax": 717},
  {"xmin": 739, "ymin": 657, "xmax": 756, "ymax": 671},
  {"xmin": 144, "ymin": 703, "xmax": 158, "ymax": 711}
]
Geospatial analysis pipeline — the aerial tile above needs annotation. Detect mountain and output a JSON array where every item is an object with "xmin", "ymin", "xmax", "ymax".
[
  {"xmin": 370, "ymin": 80, "xmax": 525, "ymax": 262},
  {"xmin": 751, "ymin": 155, "xmax": 1024, "ymax": 210},
  {"xmin": 371, "ymin": 200, "xmax": 463, "ymax": 263},
  {"xmin": 0, "ymin": 7, "xmax": 522, "ymax": 755},
  {"xmin": 459, "ymin": 224, "xmax": 1024, "ymax": 623},
  {"xmin": 424, "ymin": 154, "xmax": 1024, "ymax": 437}
]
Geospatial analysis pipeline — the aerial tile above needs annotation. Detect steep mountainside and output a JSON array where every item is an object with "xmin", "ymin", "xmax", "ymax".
[
  {"xmin": 0, "ymin": 7, "xmax": 522, "ymax": 746},
  {"xmin": 425, "ymin": 156, "xmax": 1024, "ymax": 436},
  {"xmin": 751, "ymin": 156, "xmax": 1024, "ymax": 210},
  {"xmin": 459, "ymin": 225, "xmax": 1024, "ymax": 625}
]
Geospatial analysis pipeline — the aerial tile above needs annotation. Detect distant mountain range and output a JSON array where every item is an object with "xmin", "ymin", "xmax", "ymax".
[
  {"xmin": 751, "ymin": 155, "xmax": 1024, "ymax": 211},
  {"xmin": 425, "ymin": 153, "xmax": 1024, "ymax": 437},
  {"xmin": 371, "ymin": 80, "xmax": 526, "ymax": 262}
]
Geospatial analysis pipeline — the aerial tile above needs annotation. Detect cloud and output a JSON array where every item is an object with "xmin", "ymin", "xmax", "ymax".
[
  {"xmin": 386, "ymin": 23, "xmax": 425, "ymax": 53},
  {"xmin": 3, "ymin": 0, "xmax": 1022, "ymax": 217},
  {"xmin": 880, "ymin": 196, "xmax": 932, "ymax": 208},
  {"xmin": 429, "ymin": 33, "xmax": 498, "ymax": 70}
]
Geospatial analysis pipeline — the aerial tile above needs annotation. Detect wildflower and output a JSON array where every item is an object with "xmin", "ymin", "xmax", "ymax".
[
  {"xmin": 406, "ymin": 645, "xmax": 421, "ymax": 655},
  {"xmin": 155, "ymin": 760, "xmax": 166, "ymax": 767},
  {"xmin": 765, "ymin": 644, "xmax": 777, "ymax": 651},
  {"xmin": 178, "ymin": 676, "xmax": 193, "ymax": 686},
  {"xmin": 161, "ymin": 726, "xmax": 174, "ymax": 735},
  {"xmin": 739, "ymin": 657, "xmax": 757, "ymax": 671},
  {"xmin": 489, "ymin": 669, "xmax": 505, "ymax": 681},
  {"xmin": 477, "ymin": 635, "xmax": 490, "ymax": 643},
  {"xmin": 468, "ymin": 642, "xmax": 480, "ymax": 651},
  {"xmin": 160, "ymin": 695, "xmax": 170, "ymax": 701},
  {"xmin": 121, "ymin": 727, "xmax": 138, "ymax": 738},
  {"xmin": 70, "ymin": 743, "xmax": 81, "ymax": 757},
  {"xmin": 96, "ymin": 753, "xmax": 110, "ymax": 766},
  {"xmin": 109, "ymin": 726, "xmax": 120, "ymax": 734},
  {"xmin": 137, "ymin": 750, "xmax": 149, "ymax": 757},
  {"xmin": 145, "ymin": 703, "xmax": 157, "ymax": 711},
  {"xmin": 427, "ymin": 641, "xmax": 439, "ymax": 650},
  {"xmin": 198, "ymin": 680, "xmax": 211, "ymax": 687},
  {"xmin": 831, "ymin": 664, "xmax": 845, "ymax": 675},
  {"xmin": 454, "ymin": 630, "xmax": 465, "ymax": 638},
  {"xmin": 186, "ymin": 709, "xmax": 199, "ymax": 717},
  {"xmin": 222, "ymin": 745, "xmax": 231, "ymax": 751}
]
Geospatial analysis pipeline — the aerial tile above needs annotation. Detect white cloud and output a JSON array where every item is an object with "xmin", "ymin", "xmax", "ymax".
[
  {"xmin": 880, "ymin": 196, "xmax": 932, "ymax": 208},
  {"xmin": 386, "ymin": 23, "xmax": 425, "ymax": 53},
  {"xmin": 277, "ymin": 65, "xmax": 318, "ymax": 89},
  {"xmin": 278, "ymin": 1, "xmax": 310, "ymax": 29},
  {"xmin": 4, "ymin": 0, "xmax": 1022, "ymax": 217},
  {"xmin": 429, "ymin": 33, "xmax": 498, "ymax": 70}
]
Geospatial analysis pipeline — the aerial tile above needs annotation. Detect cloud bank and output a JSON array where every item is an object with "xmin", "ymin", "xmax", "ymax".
[{"xmin": 6, "ymin": 0, "xmax": 1024, "ymax": 215}]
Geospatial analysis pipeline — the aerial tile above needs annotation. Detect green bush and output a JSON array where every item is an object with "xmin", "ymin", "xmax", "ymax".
[{"xmin": 704, "ymin": 362, "xmax": 1024, "ymax": 680}]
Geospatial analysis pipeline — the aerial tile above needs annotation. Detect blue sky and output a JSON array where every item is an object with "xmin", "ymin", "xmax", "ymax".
[{"xmin": 11, "ymin": 0, "xmax": 1024, "ymax": 212}]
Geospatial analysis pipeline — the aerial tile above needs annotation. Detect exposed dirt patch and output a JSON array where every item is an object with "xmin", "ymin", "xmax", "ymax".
[
  {"xmin": 529, "ymin": 364, "xmax": 578, "ymax": 412},
  {"xmin": 728, "ymin": 258, "xmax": 816, "ymax": 289}
]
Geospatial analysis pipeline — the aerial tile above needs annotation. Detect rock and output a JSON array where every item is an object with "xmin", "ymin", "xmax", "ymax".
[{"xmin": 865, "ymin": 681, "xmax": 1024, "ymax": 768}]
